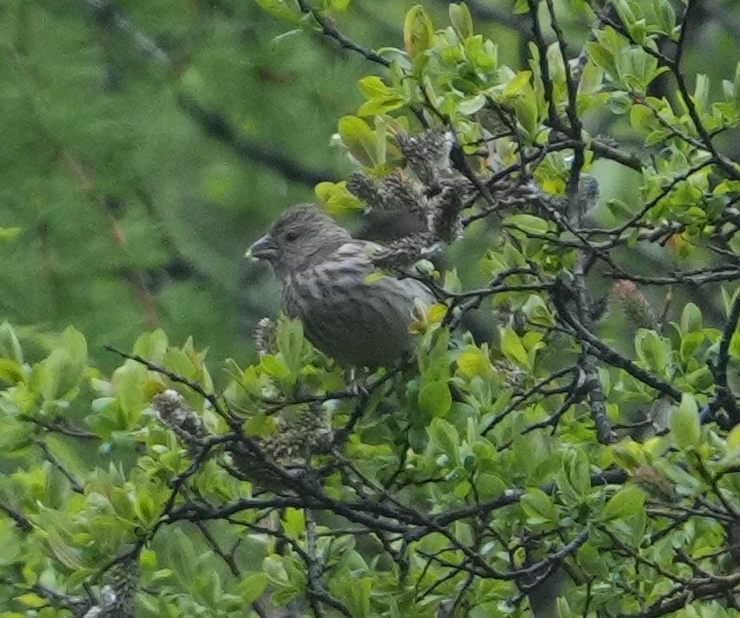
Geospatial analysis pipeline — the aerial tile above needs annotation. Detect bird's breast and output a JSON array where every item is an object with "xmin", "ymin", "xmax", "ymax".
[{"xmin": 279, "ymin": 261, "xmax": 433, "ymax": 366}]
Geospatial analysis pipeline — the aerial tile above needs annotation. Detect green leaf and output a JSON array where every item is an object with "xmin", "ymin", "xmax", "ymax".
[
  {"xmin": 276, "ymin": 318, "xmax": 304, "ymax": 375},
  {"xmin": 522, "ymin": 295, "xmax": 554, "ymax": 326},
  {"xmin": 520, "ymin": 488, "xmax": 558, "ymax": 525},
  {"xmin": 456, "ymin": 94, "xmax": 486, "ymax": 116},
  {"xmin": 263, "ymin": 555, "xmax": 290, "ymax": 586},
  {"xmin": 357, "ymin": 97, "xmax": 404, "ymax": 116},
  {"xmin": 586, "ymin": 42, "xmax": 617, "ymax": 79},
  {"xmin": 46, "ymin": 529, "xmax": 83, "ymax": 569},
  {"xmin": 403, "ymin": 5, "xmax": 434, "ymax": 60},
  {"xmin": 134, "ymin": 493, "xmax": 158, "ymax": 528},
  {"xmin": 346, "ymin": 576, "xmax": 372, "ymax": 618},
  {"xmin": 419, "ymin": 381, "xmax": 452, "ymax": 417},
  {"xmin": 457, "ymin": 347, "xmax": 491, "ymax": 379},
  {"xmin": 449, "ymin": 3, "xmax": 473, "ymax": 39},
  {"xmin": 0, "ymin": 520, "xmax": 22, "ymax": 566},
  {"xmin": 133, "ymin": 330, "xmax": 169, "ymax": 364},
  {"xmin": 670, "ymin": 393, "xmax": 700, "ymax": 450},
  {"xmin": 315, "ymin": 181, "xmax": 364, "ymax": 213},
  {"xmin": 514, "ymin": 92, "xmax": 539, "ymax": 139},
  {"xmin": 557, "ymin": 597, "xmax": 575, "ymax": 618},
  {"xmin": 504, "ymin": 213, "xmax": 549, "ymax": 235},
  {"xmin": 634, "ymin": 329, "xmax": 669, "ymax": 374},
  {"xmin": 255, "ymin": 0, "xmax": 301, "ymax": 24},
  {"xmin": 356, "ymin": 75, "xmax": 404, "ymax": 116},
  {"xmin": 694, "ymin": 74, "xmax": 710, "ymax": 113},
  {"xmin": 723, "ymin": 425, "xmax": 740, "ymax": 464},
  {"xmin": 653, "ymin": 0, "xmax": 676, "ymax": 37},
  {"xmin": 429, "ymin": 418, "xmax": 460, "ymax": 461},
  {"xmin": 565, "ymin": 449, "xmax": 592, "ymax": 496},
  {"xmin": 111, "ymin": 361, "xmax": 148, "ymax": 426},
  {"xmin": 0, "ymin": 322, "xmax": 23, "ymax": 364},
  {"xmin": 684, "ymin": 366, "xmax": 713, "ymax": 391},
  {"xmin": 260, "ymin": 354, "xmax": 293, "ymax": 384},
  {"xmin": 358, "ymin": 75, "xmax": 392, "ymax": 100},
  {"xmin": 476, "ymin": 473, "xmax": 505, "ymax": 499},
  {"xmin": 680, "ymin": 332, "xmax": 704, "ymax": 364},
  {"xmin": 680, "ymin": 303, "xmax": 702, "ymax": 333},
  {"xmin": 600, "ymin": 485, "xmax": 645, "ymax": 522},
  {"xmin": 238, "ymin": 573, "xmax": 269, "ymax": 605},
  {"xmin": 501, "ymin": 327, "xmax": 529, "ymax": 368},
  {"xmin": 283, "ymin": 508, "xmax": 306, "ymax": 538},
  {"xmin": 41, "ymin": 328, "xmax": 88, "ymax": 401},
  {"xmin": 337, "ymin": 115, "xmax": 381, "ymax": 167},
  {"xmin": 501, "ymin": 70, "xmax": 532, "ymax": 98}
]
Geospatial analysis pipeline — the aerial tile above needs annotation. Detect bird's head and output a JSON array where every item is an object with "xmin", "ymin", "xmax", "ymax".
[{"xmin": 247, "ymin": 205, "xmax": 352, "ymax": 277}]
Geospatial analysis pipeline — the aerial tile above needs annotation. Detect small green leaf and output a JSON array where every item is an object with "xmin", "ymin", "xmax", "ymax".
[
  {"xmin": 514, "ymin": 93, "xmax": 539, "ymax": 139},
  {"xmin": 276, "ymin": 318, "xmax": 304, "ymax": 375},
  {"xmin": 133, "ymin": 329, "xmax": 169, "ymax": 364},
  {"xmin": 585, "ymin": 42, "xmax": 617, "ymax": 78},
  {"xmin": 457, "ymin": 347, "xmax": 491, "ymax": 379},
  {"xmin": 653, "ymin": 0, "xmax": 676, "ymax": 37},
  {"xmin": 263, "ymin": 555, "xmax": 289, "ymax": 586},
  {"xmin": 282, "ymin": 508, "xmax": 306, "ymax": 538},
  {"xmin": 476, "ymin": 473, "xmax": 505, "ymax": 499},
  {"xmin": 456, "ymin": 94, "xmax": 486, "ymax": 116},
  {"xmin": 520, "ymin": 488, "xmax": 558, "ymax": 525},
  {"xmin": 680, "ymin": 332, "xmax": 704, "ymax": 364},
  {"xmin": 404, "ymin": 5, "xmax": 434, "ymax": 60},
  {"xmin": 504, "ymin": 213, "xmax": 549, "ymax": 235},
  {"xmin": 566, "ymin": 449, "xmax": 592, "ymax": 496},
  {"xmin": 315, "ymin": 181, "xmax": 364, "ymax": 213},
  {"xmin": 260, "ymin": 354, "xmax": 292, "ymax": 384},
  {"xmin": 337, "ymin": 115, "xmax": 381, "ymax": 167},
  {"xmin": 634, "ymin": 329, "xmax": 669, "ymax": 374},
  {"xmin": 684, "ymin": 366, "xmax": 713, "ymax": 391},
  {"xmin": 502, "ymin": 71, "xmax": 532, "ymax": 98},
  {"xmin": 238, "ymin": 573, "xmax": 269, "ymax": 605},
  {"xmin": 522, "ymin": 295, "xmax": 554, "ymax": 326},
  {"xmin": 723, "ymin": 425, "xmax": 740, "ymax": 463},
  {"xmin": 429, "ymin": 417, "xmax": 460, "ymax": 461},
  {"xmin": 501, "ymin": 327, "xmax": 529, "ymax": 368},
  {"xmin": 0, "ymin": 322, "xmax": 23, "ymax": 364},
  {"xmin": 134, "ymin": 493, "xmax": 157, "ymax": 527},
  {"xmin": 358, "ymin": 75, "xmax": 392, "ymax": 99},
  {"xmin": 41, "ymin": 327, "xmax": 88, "ymax": 401},
  {"xmin": 47, "ymin": 530, "xmax": 83, "ymax": 569},
  {"xmin": 255, "ymin": 0, "xmax": 300, "ymax": 24},
  {"xmin": 670, "ymin": 393, "xmax": 700, "ymax": 450},
  {"xmin": 449, "ymin": 3, "xmax": 473, "ymax": 39},
  {"xmin": 680, "ymin": 303, "xmax": 702, "ymax": 333},
  {"xmin": 557, "ymin": 597, "xmax": 575, "ymax": 618},
  {"xmin": 356, "ymin": 76, "xmax": 404, "ymax": 116},
  {"xmin": 600, "ymin": 485, "xmax": 645, "ymax": 522},
  {"xmin": 693, "ymin": 74, "xmax": 710, "ymax": 113},
  {"xmin": 419, "ymin": 381, "xmax": 452, "ymax": 417}
]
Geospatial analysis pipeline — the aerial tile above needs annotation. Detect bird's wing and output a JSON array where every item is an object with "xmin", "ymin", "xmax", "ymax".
[
  {"xmin": 331, "ymin": 240, "xmax": 436, "ymax": 306},
  {"xmin": 331, "ymin": 239, "xmax": 383, "ymax": 266}
]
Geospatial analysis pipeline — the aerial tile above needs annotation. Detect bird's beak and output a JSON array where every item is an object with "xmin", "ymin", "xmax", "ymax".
[{"xmin": 246, "ymin": 234, "xmax": 278, "ymax": 261}]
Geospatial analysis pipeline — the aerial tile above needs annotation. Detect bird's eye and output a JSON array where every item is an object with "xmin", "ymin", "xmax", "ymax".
[{"xmin": 284, "ymin": 230, "xmax": 299, "ymax": 242}]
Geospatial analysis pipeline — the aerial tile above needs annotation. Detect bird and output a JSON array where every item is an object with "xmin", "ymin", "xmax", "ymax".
[{"xmin": 247, "ymin": 205, "xmax": 435, "ymax": 367}]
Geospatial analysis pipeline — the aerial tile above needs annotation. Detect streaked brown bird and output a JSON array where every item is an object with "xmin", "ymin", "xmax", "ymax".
[{"xmin": 248, "ymin": 205, "xmax": 435, "ymax": 367}]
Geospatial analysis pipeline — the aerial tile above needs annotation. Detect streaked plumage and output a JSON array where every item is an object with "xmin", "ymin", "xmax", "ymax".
[{"xmin": 249, "ymin": 205, "xmax": 434, "ymax": 367}]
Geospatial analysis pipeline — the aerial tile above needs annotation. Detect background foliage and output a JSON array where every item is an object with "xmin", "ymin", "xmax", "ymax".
[{"xmin": 5, "ymin": 0, "xmax": 740, "ymax": 617}]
